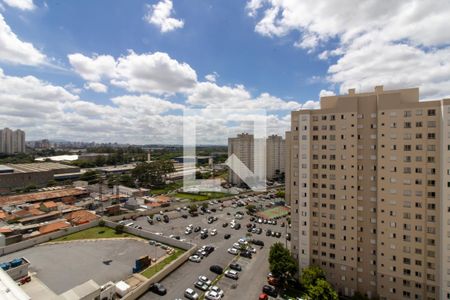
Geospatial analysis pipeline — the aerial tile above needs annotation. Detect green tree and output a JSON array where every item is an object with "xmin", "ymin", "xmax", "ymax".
[
  {"xmin": 188, "ymin": 204, "xmax": 198, "ymax": 214},
  {"xmin": 306, "ymin": 278, "xmax": 338, "ymax": 300},
  {"xmin": 300, "ymin": 266, "xmax": 326, "ymax": 287},
  {"xmin": 131, "ymin": 160, "xmax": 175, "ymax": 188},
  {"xmin": 268, "ymin": 242, "xmax": 298, "ymax": 284},
  {"xmin": 246, "ymin": 204, "xmax": 257, "ymax": 214},
  {"xmin": 80, "ymin": 170, "xmax": 100, "ymax": 184}
]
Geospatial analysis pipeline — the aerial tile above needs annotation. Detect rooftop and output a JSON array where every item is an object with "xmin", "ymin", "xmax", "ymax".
[
  {"xmin": 38, "ymin": 220, "xmax": 70, "ymax": 235},
  {"xmin": 0, "ymin": 162, "xmax": 79, "ymax": 174},
  {"xmin": 0, "ymin": 188, "xmax": 89, "ymax": 206}
]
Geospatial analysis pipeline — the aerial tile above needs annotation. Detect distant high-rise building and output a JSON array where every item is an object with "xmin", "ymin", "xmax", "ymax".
[
  {"xmin": 266, "ymin": 134, "xmax": 285, "ymax": 181},
  {"xmin": 286, "ymin": 86, "xmax": 450, "ymax": 299},
  {"xmin": 228, "ymin": 133, "xmax": 285, "ymax": 185},
  {"xmin": 0, "ymin": 128, "xmax": 25, "ymax": 154}
]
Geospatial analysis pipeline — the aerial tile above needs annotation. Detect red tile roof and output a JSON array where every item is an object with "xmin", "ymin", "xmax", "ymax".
[
  {"xmin": 39, "ymin": 221, "xmax": 70, "ymax": 234},
  {"xmin": 66, "ymin": 210, "xmax": 98, "ymax": 225},
  {"xmin": 0, "ymin": 188, "xmax": 89, "ymax": 206}
]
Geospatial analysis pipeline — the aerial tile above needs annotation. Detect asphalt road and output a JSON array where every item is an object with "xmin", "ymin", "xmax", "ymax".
[{"xmin": 137, "ymin": 197, "xmax": 290, "ymax": 300}]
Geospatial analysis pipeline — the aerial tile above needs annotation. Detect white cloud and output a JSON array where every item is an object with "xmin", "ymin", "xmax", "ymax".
[
  {"xmin": 205, "ymin": 72, "xmax": 218, "ymax": 83},
  {"xmin": 3, "ymin": 0, "xmax": 35, "ymax": 10},
  {"xmin": 188, "ymin": 81, "xmax": 301, "ymax": 111},
  {"xmin": 67, "ymin": 53, "xmax": 115, "ymax": 82},
  {"xmin": 248, "ymin": 0, "xmax": 450, "ymax": 99},
  {"xmin": 84, "ymin": 82, "xmax": 108, "ymax": 93},
  {"xmin": 111, "ymin": 94, "xmax": 185, "ymax": 115},
  {"xmin": 246, "ymin": 0, "xmax": 263, "ymax": 17},
  {"xmin": 319, "ymin": 89, "xmax": 335, "ymax": 97},
  {"xmin": 68, "ymin": 51, "xmax": 197, "ymax": 95},
  {"xmin": 144, "ymin": 0, "xmax": 184, "ymax": 33},
  {"xmin": 300, "ymin": 100, "xmax": 320, "ymax": 110},
  {"xmin": 112, "ymin": 51, "xmax": 197, "ymax": 94},
  {"xmin": 0, "ymin": 13, "xmax": 45, "ymax": 65}
]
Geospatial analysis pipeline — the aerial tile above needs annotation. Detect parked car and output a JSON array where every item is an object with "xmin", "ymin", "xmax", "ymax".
[
  {"xmin": 224, "ymin": 269, "xmax": 239, "ymax": 280},
  {"xmin": 182, "ymin": 214, "xmax": 188, "ymax": 219},
  {"xmin": 189, "ymin": 255, "xmax": 202, "ymax": 263},
  {"xmin": 208, "ymin": 285, "xmax": 224, "ymax": 298},
  {"xmin": 163, "ymin": 215, "xmax": 170, "ymax": 223},
  {"xmin": 228, "ymin": 248, "xmax": 238, "ymax": 255},
  {"xmin": 262, "ymin": 285, "xmax": 277, "ymax": 297},
  {"xmin": 147, "ymin": 216, "xmax": 153, "ymax": 224},
  {"xmin": 251, "ymin": 239, "xmax": 264, "ymax": 246},
  {"xmin": 184, "ymin": 288, "xmax": 199, "ymax": 300},
  {"xmin": 194, "ymin": 226, "xmax": 201, "ymax": 232},
  {"xmin": 198, "ymin": 275, "xmax": 212, "ymax": 286},
  {"xmin": 209, "ymin": 265, "xmax": 223, "ymax": 275},
  {"xmin": 259, "ymin": 293, "xmax": 269, "ymax": 300},
  {"xmin": 205, "ymin": 290, "xmax": 221, "ymax": 300},
  {"xmin": 149, "ymin": 283, "xmax": 167, "ymax": 295},
  {"xmin": 224, "ymin": 234, "xmax": 231, "ymax": 239},
  {"xmin": 204, "ymin": 245, "xmax": 215, "ymax": 255},
  {"xmin": 201, "ymin": 233, "xmax": 208, "ymax": 239},
  {"xmin": 234, "ymin": 223, "xmax": 241, "ymax": 230},
  {"xmin": 240, "ymin": 251, "xmax": 252, "ymax": 259},
  {"xmin": 210, "ymin": 229, "xmax": 217, "ymax": 236},
  {"xmin": 195, "ymin": 280, "xmax": 209, "ymax": 291},
  {"xmin": 222, "ymin": 222, "xmax": 228, "ymax": 228},
  {"xmin": 229, "ymin": 263, "xmax": 242, "ymax": 271}
]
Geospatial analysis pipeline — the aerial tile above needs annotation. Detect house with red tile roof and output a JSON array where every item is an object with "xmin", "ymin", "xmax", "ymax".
[
  {"xmin": 65, "ymin": 210, "xmax": 98, "ymax": 225},
  {"xmin": 38, "ymin": 220, "xmax": 70, "ymax": 234}
]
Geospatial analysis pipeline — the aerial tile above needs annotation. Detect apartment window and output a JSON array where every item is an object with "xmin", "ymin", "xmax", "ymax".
[
  {"xmin": 416, "ymin": 121, "xmax": 422, "ymax": 127},
  {"xmin": 404, "ymin": 111, "xmax": 412, "ymax": 117},
  {"xmin": 428, "ymin": 109, "xmax": 436, "ymax": 116}
]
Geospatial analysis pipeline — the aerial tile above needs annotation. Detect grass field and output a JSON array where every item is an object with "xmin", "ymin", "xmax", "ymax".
[
  {"xmin": 141, "ymin": 248, "xmax": 185, "ymax": 278},
  {"xmin": 150, "ymin": 181, "xmax": 183, "ymax": 195},
  {"xmin": 257, "ymin": 206, "xmax": 290, "ymax": 219},
  {"xmin": 52, "ymin": 226, "xmax": 135, "ymax": 242},
  {"xmin": 174, "ymin": 191, "xmax": 232, "ymax": 202}
]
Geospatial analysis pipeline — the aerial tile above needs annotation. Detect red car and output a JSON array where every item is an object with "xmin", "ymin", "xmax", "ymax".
[{"xmin": 259, "ymin": 293, "xmax": 268, "ymax": 300}]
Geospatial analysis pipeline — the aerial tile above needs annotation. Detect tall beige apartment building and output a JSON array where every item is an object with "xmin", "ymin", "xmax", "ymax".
[
  {"xmin": 228, "ymin": 133, "xmax": 285, "ymax": 185},
  {"xmin": 0, "ymin": 128, "xmax": 25, "ymax": 154},
  {"xmin": 286, "ymin": 86, "xmax": 450, "ymax": 300},
  {"xmin": 266, "ymin": 134, "xmax": 285, "ymax": 180}
]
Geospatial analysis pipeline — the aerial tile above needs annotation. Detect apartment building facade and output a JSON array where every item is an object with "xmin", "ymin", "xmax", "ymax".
[
  {"xmin": 228, "ymin": 133, "xmax": 285, "ymax": 185},
  {"xmin": 286, "ymin": 86, "xmax": 450, "ymax": 300},
  {"xmin": 266, "ymin": 134, "xmax": 285, "ymax": 181},
  {"xmin": 0, "ymin": 128, "xmax": 25, "ymax": 154}
]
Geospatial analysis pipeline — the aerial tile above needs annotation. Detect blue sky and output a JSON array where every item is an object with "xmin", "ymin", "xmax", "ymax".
[{"xmin": 0, "ymin": 0, "xmax": 449, "ymax": 144}]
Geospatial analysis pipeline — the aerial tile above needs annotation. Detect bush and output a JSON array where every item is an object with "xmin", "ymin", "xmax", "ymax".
[
  {"xmin": 99, "ymin": 219, "xmax": 105, "ymax": 227},
  {"xmin": 115, "ymin": 224, "xmax": 124, "ymax": 234}
]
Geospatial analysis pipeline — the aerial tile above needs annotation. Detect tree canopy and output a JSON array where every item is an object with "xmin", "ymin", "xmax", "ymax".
[
  {"xmin": 268, "ymin": 242, "xmax": 298, "ymax": 281},
  {"xmin": 131, "ymin": 160, "xmax": 175, "ymax": 188}
]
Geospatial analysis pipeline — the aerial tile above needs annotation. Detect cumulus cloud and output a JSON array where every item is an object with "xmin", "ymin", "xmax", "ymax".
[
  {"xmin": 84, "ymin": 82, "xmax": 108, "ymax": 93},
  {"xmin": 68, "ymin": 51, "xmax": 197, "ymax": 95},
  {"xmin": 0, "ymin": 14, "xmax": 46, "ymax": 65},
  {"xmin": 205, "ymin": 72, "xmax": 218, "ymax": 83},
  {"xmin": 248, "ymin": 0, "xmax": 450, "ymax": 99},
  {"xmin": 68, "ymin": 53, "xmax": 115, "ymax": 82},
  {"xmin": 0, "ymin": 68, "xmax": 189, "ymax": 144},
  {"xmin": 144, "ymin": 0, "xmax": 184, "ymax": 33},
  {"xmin": 188, "ymin": 81, "xmax": 302, "ymax": 111},
  {"xmin": 319, "ymin": 89, "xmax": 335, "ymax": 97},
  {"xmin": 3, "ymin": 0, "xmax": 34, "ymax": 10}
]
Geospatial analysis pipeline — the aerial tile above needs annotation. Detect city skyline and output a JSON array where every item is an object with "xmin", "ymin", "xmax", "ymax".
[{"xmin": 0, "ymin": 0, "xmax": 449, "ymax": 144}]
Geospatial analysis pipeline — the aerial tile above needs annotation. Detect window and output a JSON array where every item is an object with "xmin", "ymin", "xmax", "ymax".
[{"xmin": 428, "ymin": 109, "xmax": 436, "ymax": 116}]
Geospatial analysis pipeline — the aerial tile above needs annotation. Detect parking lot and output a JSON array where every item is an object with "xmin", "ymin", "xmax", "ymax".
[
  {"xmin": 136, "ymin": 195, "xmax": 290, "ymax": 300},
  {"xmin": 0, "ymin": 239, "xmax": 166, "ymax": 294}
]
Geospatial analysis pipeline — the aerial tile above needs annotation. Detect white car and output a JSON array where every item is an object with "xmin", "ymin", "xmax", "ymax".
[
  {"xmin": 228, "ymin": 248, "xmax": 238, "ymax": 255},
  {"xmin": 209, "ymin": 286, "xmax": 224, "ymax": 298},
  {"xmin": 189, "ymin": 255, "xmax": 202, "ymax": 263},
  {"xmin": 232, "ymin": 242, "xmax": 241, "ymax": 249},
  {"xmin": 205, "ymin": 290, "xmax": 221, "ymax": 300},
  {"xmin": 185, "ymin": 228, "xmax": 192, "ymax": 235},
  {"xmin": 177, "ymin": 207, "xmax": 181, "ymax": 211},
  {"xmin": 184, "ymin": 288, "xmax": 199, "ymax": 300},
  {"xmin": 198, "ymin": 275, "xmax": 212, "ymax": 286},
  {"xmin": 210, "ymin": 229, "xmax": 217, "ymax": 236},
  {"xmin": 224, "ymin": 269, "xmax": 239, "ymax": 280}
]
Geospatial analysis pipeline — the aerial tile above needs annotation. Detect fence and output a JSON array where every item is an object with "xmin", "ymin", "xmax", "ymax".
[{"xmin": 0, "ymin": 220, "xmax": 100, "ymax": 256}]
